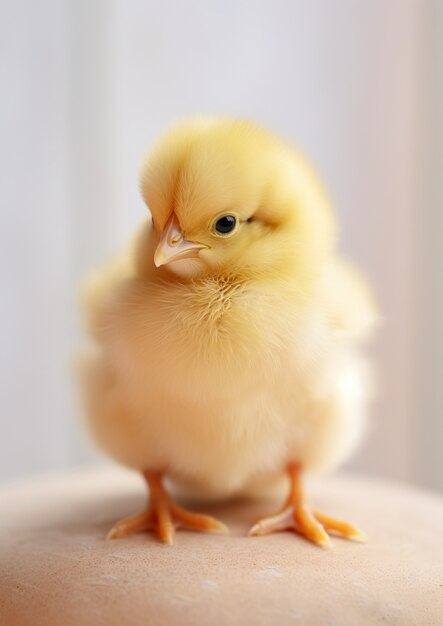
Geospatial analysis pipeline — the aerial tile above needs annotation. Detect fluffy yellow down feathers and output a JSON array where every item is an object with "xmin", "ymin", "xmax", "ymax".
[{"xmin": 80, "ymin": 118, "xmax": 378, "ymax": 545}]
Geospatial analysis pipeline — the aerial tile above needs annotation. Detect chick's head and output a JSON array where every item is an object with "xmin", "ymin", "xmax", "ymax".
[{"xmin": 140, "ymin": 118, "xmax": 337, "ymax": 282}]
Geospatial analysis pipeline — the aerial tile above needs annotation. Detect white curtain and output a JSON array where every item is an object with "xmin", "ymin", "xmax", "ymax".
[{"xmin": 1, "ymin": 0, "xmax": 441, "ymax": 490}]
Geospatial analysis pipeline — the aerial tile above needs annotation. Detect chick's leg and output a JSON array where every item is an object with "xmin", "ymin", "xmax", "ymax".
[
  {"xmin": 248, "ymin": 463, "xmax": 366, "ymax": 547},
  {"xmin": 107, "ymin": 471, "xmax": 228, "ymax": 545}
]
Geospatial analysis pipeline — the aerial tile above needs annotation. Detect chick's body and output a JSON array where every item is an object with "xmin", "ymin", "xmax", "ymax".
[{"xmin": 81, "ymin": 118, "xmax": 377, "ymax": 542}]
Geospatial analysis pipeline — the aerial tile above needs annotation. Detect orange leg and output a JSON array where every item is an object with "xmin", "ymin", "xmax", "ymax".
[
  {"xmin": 107, "ymin": 471, "xmax": 228, "ymax": 545},
  {"xmin": 248, "ymin": 464, "xmax": 366, "ymax": 548}
]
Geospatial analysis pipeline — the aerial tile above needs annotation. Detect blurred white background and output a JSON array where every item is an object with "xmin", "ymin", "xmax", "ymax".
[{"xmin": 1, "ymin": 0, "xmax": 442, "ymax": 490}]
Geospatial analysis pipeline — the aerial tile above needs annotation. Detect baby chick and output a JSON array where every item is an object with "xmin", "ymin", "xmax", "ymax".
[{"xmin": 80, "ymin": 118, "xmax": 378, "ymax": 546}]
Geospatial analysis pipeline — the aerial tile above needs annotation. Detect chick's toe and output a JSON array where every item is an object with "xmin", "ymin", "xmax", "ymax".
[
  {"xmin": 107, "ymin": 471, "xmax": 228, "ymax": 545},
  {"xmin": 248, "ymin": 464, "xmax": 366, "ymax": 547}
]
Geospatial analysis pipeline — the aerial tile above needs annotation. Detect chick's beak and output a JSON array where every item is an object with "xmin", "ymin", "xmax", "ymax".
[{"xmin": 154, "ymin": 213, "xmax": 207, "ymax": 268}]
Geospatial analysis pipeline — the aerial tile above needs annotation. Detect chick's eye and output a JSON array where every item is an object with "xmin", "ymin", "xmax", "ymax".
[{"xmin": 214, "ymin": 215, "xmax": 237, "ymax": 235}]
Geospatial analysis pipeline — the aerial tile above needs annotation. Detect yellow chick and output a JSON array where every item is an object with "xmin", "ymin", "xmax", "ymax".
[{"xmin": 80, "ymin": 118, "xmax": 378, "ymax": 546}]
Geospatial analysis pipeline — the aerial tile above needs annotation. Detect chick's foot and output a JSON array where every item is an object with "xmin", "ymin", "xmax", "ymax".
[
  {"xmin": 107, "ymin": 471, "xmax": 228, "ymax": 545},
  {"xmin": 248, "ymin": 464, "xmax": 366, "ymax": 548}
]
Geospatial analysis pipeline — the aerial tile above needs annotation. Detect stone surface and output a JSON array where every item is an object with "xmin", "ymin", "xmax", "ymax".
[{"xmin": 0, "ymin": 468, "xmax": 442, "ymax": 626}]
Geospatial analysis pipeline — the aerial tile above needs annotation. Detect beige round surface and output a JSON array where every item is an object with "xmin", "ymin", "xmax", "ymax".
[{"xmin": 0, "ymin": 468, "xmax": 442, "ymax": 626}]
